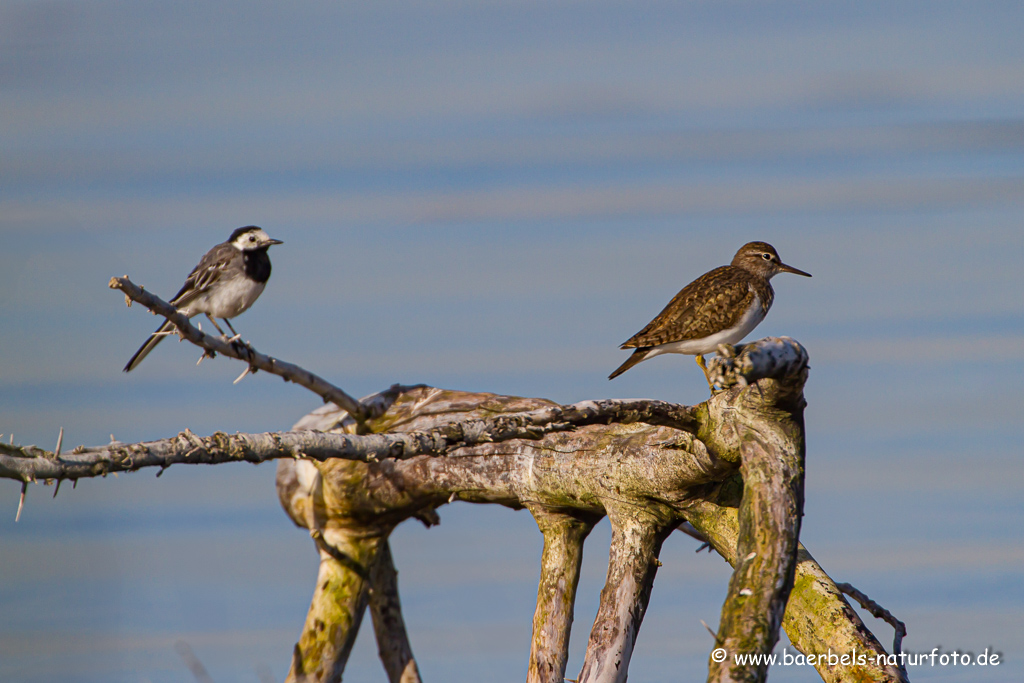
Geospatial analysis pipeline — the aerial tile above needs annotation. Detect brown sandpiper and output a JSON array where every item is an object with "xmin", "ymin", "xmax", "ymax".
[{"xmin": 608, "ymin": 241, "xmax": 811, "ymax": 383}]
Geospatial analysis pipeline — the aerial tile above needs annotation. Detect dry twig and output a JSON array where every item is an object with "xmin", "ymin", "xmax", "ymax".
[
  {"xmin": 109, "ymin": 275, "xmax": 367, "ymax": 422},
  {"xmin": 837, "ymin": 582, "xmax": 908, "ymax": 680}
]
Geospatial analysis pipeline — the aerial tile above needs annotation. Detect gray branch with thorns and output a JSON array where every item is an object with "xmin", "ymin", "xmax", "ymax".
[{"xmin": 0, "ymin": 278, "xmax": 910, "ymax": 683}]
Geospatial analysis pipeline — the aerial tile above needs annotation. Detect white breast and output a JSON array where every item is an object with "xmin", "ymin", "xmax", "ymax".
[{"xmin": 184, "ymin": 277, "xmax": 266, "ymax": 320}]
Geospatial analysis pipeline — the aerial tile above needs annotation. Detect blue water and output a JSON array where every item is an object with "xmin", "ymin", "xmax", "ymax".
[{"xmin": 2, "ymin": 1, "xmax": 1023, "ymax": 681}]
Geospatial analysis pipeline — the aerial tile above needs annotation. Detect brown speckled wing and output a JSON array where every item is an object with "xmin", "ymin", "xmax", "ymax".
[{"xmin": 620, "ymin": 266, "xmax": 757, "ymax": 348}]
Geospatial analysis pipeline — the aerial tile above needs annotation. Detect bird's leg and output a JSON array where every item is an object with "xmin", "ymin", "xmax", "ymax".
[
  {"xmin": 204, "ymin": 314, "xmax": 228, "ymax": 337},
  {"xmin": 695, "ymin": 354, "xmax": 715, "ymax": 391},
  {"xmin": 196, "ymin": 321, "xmax": 218, "ymax": 365},
  {"xmin": 222, "ymin": 318, "xmax": 242, "ymax": 342},
  {"xmin": 220, "ymin": 318, "xmax": 255, "ymax": 362}
]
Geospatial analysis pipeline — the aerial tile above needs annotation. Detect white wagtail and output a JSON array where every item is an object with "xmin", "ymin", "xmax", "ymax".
[{"xmin": 123, "ymin": 226, "xmax": 283, "ymax": 372}]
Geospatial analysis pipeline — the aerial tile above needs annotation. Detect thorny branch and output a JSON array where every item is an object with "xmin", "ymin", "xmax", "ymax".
[
  {"xmin": 109, "ymin": 275, "xmax": 367, "ymax": 422},
  {"xmin": 838, "ymin": 582, "xmax": 909, "ymax": 680},
  {"xmin": 0, "ymin": 397, "xmax": 698, "ymax": 486}
]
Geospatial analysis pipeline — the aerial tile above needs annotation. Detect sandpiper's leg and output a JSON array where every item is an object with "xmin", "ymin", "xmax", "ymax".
[{"xmin": 695, "ymin": 354, "xmax": 714, "ymax": 390}]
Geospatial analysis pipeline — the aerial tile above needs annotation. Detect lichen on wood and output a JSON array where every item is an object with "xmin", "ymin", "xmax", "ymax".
[{"xmin": 527, "ymin": 508, "xmax": 596, "ymax": 683}]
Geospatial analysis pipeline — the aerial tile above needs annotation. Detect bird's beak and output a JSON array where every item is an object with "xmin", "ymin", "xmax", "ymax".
[
  {"xmin": 778, "ymin": 262, "xmax": 811, "ymax": 277},
  {"xmin": 266, "ymin": 238, "xmax": 284, "ymax": 246}
]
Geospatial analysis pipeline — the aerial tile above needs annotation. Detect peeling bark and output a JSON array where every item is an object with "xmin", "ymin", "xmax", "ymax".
[{"xmin": 577, "ymin": 510, "xmax": 675, "ymax": 683}]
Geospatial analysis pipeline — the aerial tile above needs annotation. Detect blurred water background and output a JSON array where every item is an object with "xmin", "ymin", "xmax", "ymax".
[{"xmin": 2, "ymin": 1, "xmax": 1023, "ymax": 681}]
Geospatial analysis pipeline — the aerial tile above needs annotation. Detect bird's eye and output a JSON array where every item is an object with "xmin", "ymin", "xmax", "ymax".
[
  {"xmin": 762, "ymin": 253, "xmax": 772, "ymax": 260},
  {"xmin": 249, "ymin": 234, "xmax": 256, "ymax": 242}
]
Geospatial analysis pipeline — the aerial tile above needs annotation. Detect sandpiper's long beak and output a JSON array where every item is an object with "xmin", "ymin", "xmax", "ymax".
[{"xmin": 778, "ymin": 262, "xmax": 811, "ymax": 277}]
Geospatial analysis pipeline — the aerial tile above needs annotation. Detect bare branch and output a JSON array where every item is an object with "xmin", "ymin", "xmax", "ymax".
[
  {"xmin": 267, "ymin": 343, "xmax": 813, "ymax": 681},
  {"xmin": 368, "ymin": 541, "xmax": 423, "ymax": 683},
  {"xmin": 837, "ymin": 582, "xmax": 909, "ymax": 681},
  {"xmin": 109, "ymin": 275, "xmax": 367, "ymax": 421},
  {"xmin": 682, "ymin": 499, "xmax": 908, "ymax": 683},
  {"xmin": 175, "ymin": 641, "xmax": 216, "ymax": 683},
  {"xmin": 288, "ymin": 529, "xmax": 381, "ymax": 683},
  {"xmin": 0, "ymin": 397, "xmax": 698, "ymax": 484}
]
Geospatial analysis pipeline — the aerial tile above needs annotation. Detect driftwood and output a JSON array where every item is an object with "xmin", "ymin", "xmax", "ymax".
[
  {"xmin": 0, "ymin": 279, "xmax": 912, "ymax": 682},
  {"xmin": 272, "ymin": 338, "xmax": 907, "ymax": 683}
]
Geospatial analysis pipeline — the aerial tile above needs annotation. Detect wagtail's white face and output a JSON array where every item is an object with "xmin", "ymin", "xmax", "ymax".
[{"xmin": 230, "ymin": 226, "xmax": 284, "ymax": 251}]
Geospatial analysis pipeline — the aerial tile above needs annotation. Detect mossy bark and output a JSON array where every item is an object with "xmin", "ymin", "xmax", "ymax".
[
  {"xmin": 288, "ymin": 529, "xmax": 383, "ymax": 683},
  {"xmin": 684, "ymin": 500, "xmax": 908, "ymax": 682},
  {"xmin": 704, "ymin": 379, "xmax": 806, "ymax": 683},
  {"xmin": 527, "ymin": 509, "xmax": 597, "ymax": 683}
]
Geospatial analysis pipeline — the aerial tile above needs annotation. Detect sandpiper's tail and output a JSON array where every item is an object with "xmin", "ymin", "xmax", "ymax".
[
  {"xmin": 608, "ymin": 348, "xmax": 650, "ymax": 380},
  {"xmin": 123, "ymin": 319, "xmax": 175, "ymax": 372}
]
